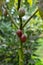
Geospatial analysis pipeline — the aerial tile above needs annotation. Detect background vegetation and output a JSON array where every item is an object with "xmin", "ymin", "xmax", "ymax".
[{"xmin": 0, "ymin": 0, "xmax": 43, "ymax": 65}]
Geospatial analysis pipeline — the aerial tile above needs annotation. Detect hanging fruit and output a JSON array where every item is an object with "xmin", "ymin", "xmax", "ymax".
[
  {"xmin": 20, "ymin": 34, "xmax": 27, "ymax": 42},
  {"xmin": 3, "ymin": 9, "xmax": 8, "ymax": 16},
  {"xmin": 19, "ymin": 8, "xmax": 25, "ymax": 17},
  {"xmin": 16, "ymin": 29, "xmax": 22, "ymax": 37}
]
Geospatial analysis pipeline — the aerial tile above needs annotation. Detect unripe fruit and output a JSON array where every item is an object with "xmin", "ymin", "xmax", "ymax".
[
  {"xmin": 4, "ymin": 9, "xmax": 8, "ymax": 16},
  {"xmin": 16, "ymin": 29, "xmax": 22, "ymax": 37},
  {"xmin": 20, "ymin": 34, "xmax": 27, "ymax": 42},
  {"xmin": 19, "ymin": 8, "xmax": 25, "ymax": 17},
  {"xmin": 38, "ymin": 0, "xmax": 43, "ymax": 19}
]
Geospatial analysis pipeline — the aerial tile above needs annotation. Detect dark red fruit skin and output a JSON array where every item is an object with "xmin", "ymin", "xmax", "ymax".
[
  {"xmin": 16, "ymin": 29, "xmax": 22, "ymax": 37},
  {"xmin": 20, "ymin": 34, "xmax": 27, "ymax": 42}
]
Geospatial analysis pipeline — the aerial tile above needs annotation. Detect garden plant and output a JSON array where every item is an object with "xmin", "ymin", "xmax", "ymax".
[{"xmin": 0, "ymin": 0, "xmax": 43, "ymax": 65}]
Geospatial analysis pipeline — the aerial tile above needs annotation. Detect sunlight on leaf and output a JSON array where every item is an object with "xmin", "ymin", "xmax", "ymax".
[
  {"xmin": 27, "ymin": 0, "xmax": 32, "ymax": 6},
  {"xmin": 14, "ymin": 0, "xmax": 18, "ymax": 9},
  {"xmin": 36, "ymin": 11, "xmax": 40, "ymax": 17}
]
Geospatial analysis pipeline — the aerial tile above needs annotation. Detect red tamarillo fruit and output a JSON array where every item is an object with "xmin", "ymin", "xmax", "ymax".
[
  {"xmin": 16, "ymin": 29, "xmax": 22, "ymax": 37},
  {"xmin": 20, "ymin": 34, "xmax": 27, "ymax": 42}
]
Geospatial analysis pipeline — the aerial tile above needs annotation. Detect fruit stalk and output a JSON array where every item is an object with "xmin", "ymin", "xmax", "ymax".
[
  {"xmin": 18, "ymin": 0, "xmax": 21, "ymax": 10},
  {"xmin": 18, "ymin": 16, "xmax": 24, "ymax": 65},
  {"xmin": 18, "ymin": 40, "xmax": 24, "ymax": 65},
  {"xmin": 17, "ymin": 0, "xmax": 24, "ymax": 65}
]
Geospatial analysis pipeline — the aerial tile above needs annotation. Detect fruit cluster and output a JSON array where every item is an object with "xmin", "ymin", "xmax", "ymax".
[{"xmin": 16, "ymin": 29, "xmax": 27, "ymax": 43}]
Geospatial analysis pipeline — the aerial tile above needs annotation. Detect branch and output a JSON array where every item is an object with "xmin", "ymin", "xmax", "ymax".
[
  {"xmin": 18, "ymin": 0, "xmax": 22, "ymax": 29},
  {"xmin": 29, "ymin": 34, "xmax": 43, "ymax": 40},
  {"xmin": 3, "ymin": 5, "xmax": 18, "ymax": 29},
  {"xmin": 23, "ymin": 8, "xmax": 38, "ymax": 28},
  {"xmin": 18, "ymin": 0, "xmax": 21, "ymax": 10},
  {"xmin": 17, "ymin": 1, "xmax": 24, "ymax": 65},
  {"xmin": 18, "ymin": 16, "xmax": 24, "ymax": 65}
]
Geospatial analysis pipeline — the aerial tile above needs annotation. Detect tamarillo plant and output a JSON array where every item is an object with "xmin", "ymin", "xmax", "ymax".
[{"xmin": 0, "ymin": 0, "xmax": 43, "ymax": 65}]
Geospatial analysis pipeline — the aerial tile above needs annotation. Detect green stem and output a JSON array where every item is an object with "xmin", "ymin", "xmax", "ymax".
[
  {"xmin": 18, "ymin": 0, "xmax": 21, "ymax": 10},
  {"xmin": 18, "ymin": 0, "xmax": 24, "ymax": 65},
  {"xmin": 19, "ymin": 17, "xmax": 22, "ymax": 30},
  {"xmin": 18, "ymin": 16, "xmax": 24, "ymax": 65},
  {"xmin": 18, "ymin": 41, "xmax": 24, "ymax": 65},
  {"xmin": 3, "ymin": 5, "xmax": 18, "ymax": 29}
]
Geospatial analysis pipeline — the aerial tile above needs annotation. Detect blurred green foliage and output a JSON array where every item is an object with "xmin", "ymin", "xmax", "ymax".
[{"xmin": 0, "ymin": 0, "xmax": 43, "ymax": 65}]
